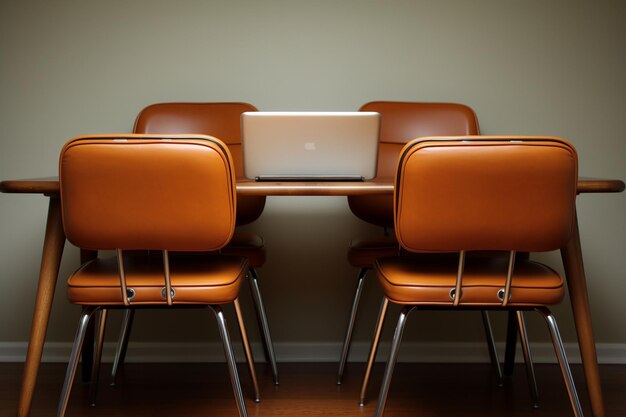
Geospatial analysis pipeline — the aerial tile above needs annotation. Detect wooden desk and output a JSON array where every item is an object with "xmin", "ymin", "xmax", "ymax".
[{"xmin": 1, "ymin": 176, "xmax": 624, "ymax": 417}]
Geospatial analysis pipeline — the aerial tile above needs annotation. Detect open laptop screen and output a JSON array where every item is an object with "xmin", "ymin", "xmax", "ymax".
[{"xmin": 242, "ymin": 112, "xmax": 380, "ymax": 181}]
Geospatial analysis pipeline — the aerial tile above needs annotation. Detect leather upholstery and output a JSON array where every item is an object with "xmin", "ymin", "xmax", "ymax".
[
  {"xmin": 376, "ymin": 255, "xmax": 564, "ymax": 306},
  {"xmin": 377, "ymin": 137, "xmax": 577, "ymax": 307},
  {"xmin": 67, "ymin": 253, "xmax": 247, "ymax": 305},
  {"xmin": 348, "ymin": 102, "xmax": 480, "ymax": 266},
  {"xmin": 60, "ymin": 135, "xmax": 237, "ymax": 251},
  {"xmin": 394, "ymin": 137, "xmax": 577, "ymax": 253},
  {"xmin": 134, "ymin": 102, "xmax": 265, "ymax": 226},
  {"xmin": 60, "ymin": 134, "xmax": 246, "ymax": 306}
]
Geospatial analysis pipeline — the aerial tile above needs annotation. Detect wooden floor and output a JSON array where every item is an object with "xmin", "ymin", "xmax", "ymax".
[{"xmin": 1, "ymin": 362, "xmax": 625, "ymax": 416}]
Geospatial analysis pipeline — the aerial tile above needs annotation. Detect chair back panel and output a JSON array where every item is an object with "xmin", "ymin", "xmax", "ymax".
[
  {"xmin": 349, "ymin": 102, "xmax": 479, "ymax": 228},
  {"xmin": 395, "ymin": 137, "xmax": 577, "ymax": 253},
  {"xmin": 360, "ymin": 101, "xmax": 480, "ymax": 145},
  {"xmin": 134, "ymin": 102, "xmax": 264, "ymax": 225},
  {"xmin": 60, "ymin": 134, "xmax": 237, "ymax": 251}
]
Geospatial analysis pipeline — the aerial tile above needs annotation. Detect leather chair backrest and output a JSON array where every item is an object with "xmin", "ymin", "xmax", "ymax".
[
  {"xmin": 60, "ymin": 134, "xmax": 237, "ymax": 251},
  {"xmin": 134, "ymin": 102, "xmax": 264, "ymax": 226},
  {"xmin": 349, "ymin": 101, "xmax": 480, "ymax": 228},
  {"xmin": 394, "ymin": 137, "xmax": 577, "ymax": 252}
]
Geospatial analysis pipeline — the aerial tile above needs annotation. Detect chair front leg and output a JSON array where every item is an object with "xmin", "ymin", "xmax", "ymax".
[
  {"xmin": 234, "ymin": 298, "xmax": 261, "ymax": 403},
  {"xmin": 210, "ymin": 305, "xmax": 248, "ymax": 417},
  {"xmin": 374, "ymin": 304, "xmax": 415, "ymax": 417},
  {"xmin": 360, "ymin": 297, "xmax": 389, "ymax": 406},
  {"xmin": 248, "ymin": 268, "xmax": 279, "ymax": 385},
  {"xmin": 57, "ymin": 306, "xmax": 99, "ymax": 417},
  {"xmin": 338, "ymin": 267, "xmax": 369, "ymax": 384},
  {"xmin": 536, "ymin": 307, "xmax": 584, "ymax": 417}
]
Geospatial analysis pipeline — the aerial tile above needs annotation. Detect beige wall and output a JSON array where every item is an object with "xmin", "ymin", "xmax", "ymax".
[{"xmin": 1, "ymin": 0, "xmax": 624, "ymax": 359}]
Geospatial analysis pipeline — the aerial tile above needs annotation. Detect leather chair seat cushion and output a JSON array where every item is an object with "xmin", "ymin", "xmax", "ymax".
[
  {"xmin": 221, "ymin": 232, "xmax": 265, "ymax": 267},
  {"xmin": 67, "ymin": 253, "xmax": 247, "ymax": 305},
  {"xmin": 375, "ymin": 255, "xmax": 564, "ymax": 306},
  {"xmin": 347, "ymin": 235, "xmax": 399, "ymax": 267}
]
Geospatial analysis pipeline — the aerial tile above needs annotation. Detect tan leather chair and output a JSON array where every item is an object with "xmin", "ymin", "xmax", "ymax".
[
  {"xmin": 57, "ymin": 134, "xmax": 257, "ymax": 417},
  {"xmin": 340, "ymin": 102, "xmax": 535, "ymax": 391},
  {"xmin": 369, "ymin": 136, "xmax": 582, "ymax": 417},
  {"xmin": 107, "ymin": 103, "xmax": 278, "ymax": 386}
]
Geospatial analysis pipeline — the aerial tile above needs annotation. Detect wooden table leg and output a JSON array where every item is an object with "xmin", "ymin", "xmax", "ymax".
[
  {"xmin": 561, "ymin": 211, "xmax": 605, "ymax": 417},
  {"xmin": 17, "ymin": 197, "xmax": 65, "ymax": 417}
]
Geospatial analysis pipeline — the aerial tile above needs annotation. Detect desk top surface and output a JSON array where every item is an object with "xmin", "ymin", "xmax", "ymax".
[{"xmin": 0, "ymin": 176, "xmax": 624, "ymax": 196}]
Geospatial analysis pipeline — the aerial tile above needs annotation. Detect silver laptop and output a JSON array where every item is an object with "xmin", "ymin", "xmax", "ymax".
[{"xmin": 242, "ymin": 112, "xmax": 380, "ymax": 181}]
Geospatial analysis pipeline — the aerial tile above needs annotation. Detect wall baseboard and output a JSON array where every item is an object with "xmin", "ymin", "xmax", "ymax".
[{"xmin": 1, "ymin": 341, "xmax": 625, "ymax": 364}]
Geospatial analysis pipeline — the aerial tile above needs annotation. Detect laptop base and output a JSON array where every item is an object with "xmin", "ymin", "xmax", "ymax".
[{"xmin": 255, "ymin": 174, "xmax": 364, "ymax": 182}]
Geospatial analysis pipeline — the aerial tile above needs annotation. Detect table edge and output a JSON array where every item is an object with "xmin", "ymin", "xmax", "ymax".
[{"xmin": 1, "ymin": 177, "xmax": 624, "ymax": 196}]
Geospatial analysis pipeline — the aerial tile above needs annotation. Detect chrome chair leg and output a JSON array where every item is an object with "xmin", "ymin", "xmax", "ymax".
[
  {"xmin": 234, "ymin": 298, "xmax": 261, "ymax": 403},
  {"xmin": 360, "ymin": 297, "xmax": 389, "ymax": 406},
  {"xmin": 89, "ymin": 308, "xmax": 108, "ymax": 406},
  {"xmin": 504, "ymin": 310, "xmax": 519, "ymax": 376},
  {"xmin": 210, "ymin": 305, "xmax": 248, "ymax": 417},
  {"xmin": 481, "ymin": 310, "xmax": 504, "ymax": 387},
  {"xmin": 374, "ymin": 305, "xmax": 415, "ymax": 417},
  {"xmin": 517, "ymin": 310, "xmax": 540, "ymax": 408},
  {"xmin": 110, "ymin": 308, "xmax": 134, "ymax": 386},
  {"xmin": 360, "ymin": 304, "xmax": 502, "ymax": 405},
  {"xmin": 536, "ymin": 307, "xmax": 584, "ymax": 417},
  {"xmin": 248, "ymin": 268, "xmax": 279, "ymax": 385},
  {"xmin": 57, "ymin": 306, "xmax": 99, "ymax": 417},
  {"xmin": 337, "ymin": 267, "xmax": 369, "ymax": 384}
]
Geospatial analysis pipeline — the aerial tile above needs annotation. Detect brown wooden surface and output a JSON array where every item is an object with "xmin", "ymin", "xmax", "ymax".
[
  {"xmin": 1, "ymin": 362, "xmax": 625, "ymax": 417},
  {"xmin": 15, "ymin": 198, "xmax": 65, "ymax": 417},
  {"xmin": 1, "ymin": 176, "xmax": 624, "ymax": 196},
  {"xmin": 561, "ymin": 211, "xmax": 605, "ymax": 417}
]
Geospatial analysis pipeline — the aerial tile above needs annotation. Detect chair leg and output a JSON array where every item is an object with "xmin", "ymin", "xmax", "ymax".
[
  {"xmin": 516, "ymin": 310, "xmax": 540, "ymax": 408},
  {"xmin": 337, "ymin": 267, "xmax": 369, "ymax": 384},
  {"xmin": 210, "ymin": 305, "xmax": 248, "ymax": 417},
  {"xmin": 57, "ymin": 306, "xmax": 99, "ymax": 417},
  {"xmin": 480, "ymin": 310, "xmax": 504, "ymax": 387},
  {"xmin": 248, "ymin": 268, "xmax": 279, "ymax": 385},
  {"xmin": 234, "ymin": 298, "xmax": 261, "ymax": 403},
  {"xmin": 536, "ymin": 307, "xmax": 584, "ymax": 417},
  {"xmin": 88, "ymin": 308, "xmax": 108, "ymax": 406},
  {"xmin": 504, "ymin": 310, "xmax": 519, "ymax": 376},
  {"xmin": 110, "ymin": 308, "xmax": 134, "ymax": 386},
  {"xmin": 360, "ymin": 297, "xmax": 389, "ymax": 406},
  {"xmin": 374, "ymin": 305, "xmax": 415, "ymax": 417}
]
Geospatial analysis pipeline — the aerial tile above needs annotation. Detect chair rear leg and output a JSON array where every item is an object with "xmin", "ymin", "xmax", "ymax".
[
  {"xmin": 516, "ymin": 310, "xmax": 540, "ymax": 408},
  {"xmin": 374, "ymin": 305, "xmax": 415, "ymax": 417},
  {"xmin": 248, "ymin": 268, "xmax": 279, "ymax": 385},
  {"xmin": 57, "ymin": 306, "xmax": 98, "ymax": 417},
  {"xmin": 338, "ymin": 267, "xmax": 369, "ymax": 384},
  {"xmin": 360, "ymin": 297, "xmax": 389, "ymax": 406},
  {"xmin": 88, "ymin": 308, "xmax": 108, "ymax": 406},
  {"xmin": 536, "ymin": 307, "xmax": 584, "ymax": 417},
  {"xmin": 234, "ymin": 298, "xmax": 261, "ymax": 403},
  {"xmin": 110, "ymin": 308, "xmax": 135, "ymax": 386},
  {"xmin": 504, "ymin": 310, "xmax": 519, "ymax": 376},
  {"xmin": 210, "ymin": 305, "xmax": 248, "ymax": 417},
  {"xmin": 480, "ymin": 310, "xmax": 504, "ymax": 386}
]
